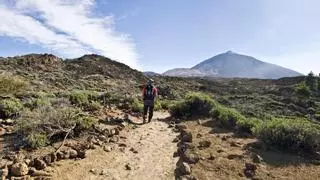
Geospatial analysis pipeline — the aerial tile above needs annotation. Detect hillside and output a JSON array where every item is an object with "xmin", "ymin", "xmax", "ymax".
[
  {"xmin": 164, "ymin": 51, "xmax": 303, "ymax": 79},
  {"xmin": 0, "ymin": 54, "xmax": 147, "ymax": 94}
]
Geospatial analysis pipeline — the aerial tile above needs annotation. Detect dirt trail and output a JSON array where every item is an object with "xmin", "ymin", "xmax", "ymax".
[{"xmin": 52, "ymin": 112, "xmax": 179, "ymax": 180}]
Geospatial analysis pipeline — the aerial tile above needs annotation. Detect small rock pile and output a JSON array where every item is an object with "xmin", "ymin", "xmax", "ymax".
[{"xmin": 171, "ymin": 123, "xmax": 198, "ymax": 180}]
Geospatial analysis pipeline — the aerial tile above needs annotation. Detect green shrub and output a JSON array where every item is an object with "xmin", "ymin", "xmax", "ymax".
[
  {"xmin": 76, "ymin": 116, "xmax": 95, "ymax": 129},
  {"xmin": 84, "ymin": 101, "xmax": 102, "ymax": 112},
  {"xmin": 0, "ymin": 74, "xmax": 28, "ymax": 96},
  {"xmin": 26, "ymin": 133, "xmax": 48, "ymax": 148},
  {"xmin": 236, "ymin": 117, "xmax": 262, "ymax": 134},
  {"xmin": 254, "ymin": 118, "xmax": 320, "ymax": 152},
  {"xmin": 69, "ymin": 91, "xmax": 89, "ymax": 106},
  {"xmin": 154, "ymin": 100, "xmax": 162, "ymax": 111},
  {"xmin": 157, "ymin": 99, "xmax": 172, "ymax": 110},
  {"xmin": 25, "ymin": 97, "xmax": 51, "ymax": 110},
  {"xmin": 295, "ymin": 83, "xmax": 311, "ymax": 98},
  {"xmin": 0, "ymin": 98, "xmax": 23, "ymax": 118},
  {"xmin": 212, "ymin": 105, "xmax": 245, "ymax": 127},
  {"xmin": 16, "ymin": 105, "xmax": 96, "ymax": 148},
  {"xmin": 211, "ymin": 103, "xmax": 262, "ymax": 134},
  {"xmin": 99, "ymin": 92, "xmax": 123, "ymax": 105},
  {"xmin": 169, "ymin": 92, "xmax": 216, "ymax": 118},
  {"xmin": 130, "ymin": 98, "xmax": 143, "ymax": 113}
]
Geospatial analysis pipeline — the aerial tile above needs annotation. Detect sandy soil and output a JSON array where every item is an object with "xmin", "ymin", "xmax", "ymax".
[{"xmin": 52, "ymin": 112, "xmax": 179, "ymax": 180}]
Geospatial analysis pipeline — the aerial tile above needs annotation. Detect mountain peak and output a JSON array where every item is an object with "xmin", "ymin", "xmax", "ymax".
[
  {"xmin": 164, "ymin": 51, "xmax": 303, "ymax": 79},
  {"xmin": 225, "ymin": 50, "xmax": 234, "ymax": 54}
]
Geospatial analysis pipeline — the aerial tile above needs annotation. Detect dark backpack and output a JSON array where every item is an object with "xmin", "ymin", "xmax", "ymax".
[{"xmin": 144, "ymin": 85, "xmax": 154, "ymax": 100}]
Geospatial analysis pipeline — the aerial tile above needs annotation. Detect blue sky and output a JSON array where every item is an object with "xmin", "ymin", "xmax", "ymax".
[{"xmin": 0, "ymin": 0, "xmax": 320, "ymax": 74}]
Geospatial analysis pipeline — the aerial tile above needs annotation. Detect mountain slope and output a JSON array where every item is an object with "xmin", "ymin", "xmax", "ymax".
[
  {"xmin": 0, "ymin": 54, "xmax": 148, "ymax": 93},
  {"xmin": 164, "ymin": 51, "xmax": 303, "ymax": 79},
  {"xmin": 163, "ymin": 68, "xmax": 206, "ymax": 77}
]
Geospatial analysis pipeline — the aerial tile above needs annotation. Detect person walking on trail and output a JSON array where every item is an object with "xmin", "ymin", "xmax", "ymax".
[{"xmin": 142, "ymin": 79, "xmax": 158, "ymax": 124}]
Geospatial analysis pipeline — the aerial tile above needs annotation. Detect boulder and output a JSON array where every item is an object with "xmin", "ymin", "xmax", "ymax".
[
  {"xmin": 43, "ymin": 155, "xmax": 52, "ymax": 165},
  {"xmin": 50, "ymin": 153, "xmax": 57, "ymax": 163},
  {"xmin": 182, "ymin": 150, "xmax": 200, "ymax": 164},
  {"xmin": 110, "ymin": 136, "xmax": 119, "ymax": 143},
  {"xmin": 77, "ymin": 150, "xmax": 87, "ymax": 159},
  {"xmin": 10, "ymin": 163, "xmax": 29, "ymax": 176},
  {"xmin": 89, "ymin": 143, "xmax": 97, "ymax": 150},
  {"xmin": 103, "ymin": 146, "xmax": 112, "ymax": 152},
  {"xmin": 252, "ymin": 154, "xmax": 263, "ymax": 163},
  {"xmin": 244, "ymin": 163, "xmax": 257, "ymax": 178},
  {"xmin": 178, "ymin": 162, "xmax": 191, "ymax": 175},
  {"xmin": 62, "ymin": 150, "xmax": 70, "ymax": 159},
  {"xmin": 245, "ymin": 163, "xmax": 257, "ymax": 171},
  {"xmin": 69, "ymin": 149, "xmax": 78, "ymax": 159},
  {"xmin": 34, "ymin": 159, "xmax": 46, "ymax": 170},
  {"xmin": 181, "ymin": 131, "xmax": 192, "ymax": 143},
  {"xmin": 175, "ymin": 124, "xmax": 187, "ymax": 130},
  {"xmin": 98, "ymin": 135, "xmax": 108, "ymax": 142},
  {"xmin": 56, "ymin": 151, "xmax": 64, "ymax": 160}
]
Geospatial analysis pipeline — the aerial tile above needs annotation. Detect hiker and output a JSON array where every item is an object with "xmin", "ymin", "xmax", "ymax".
[{"xmin": 142, "ymin": 79, "xmax": 158, "ymax": 123}]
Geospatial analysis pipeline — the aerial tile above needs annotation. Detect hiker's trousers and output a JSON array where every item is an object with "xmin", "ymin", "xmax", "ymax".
[{"xmin": 143, "ymin": 100, "xmax": 154, "ymax": 121}]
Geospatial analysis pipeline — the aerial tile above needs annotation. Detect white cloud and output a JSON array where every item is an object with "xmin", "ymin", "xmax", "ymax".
[{"xmin": 0, "ymin": 0, "xmax": 139, "ymax": 69}]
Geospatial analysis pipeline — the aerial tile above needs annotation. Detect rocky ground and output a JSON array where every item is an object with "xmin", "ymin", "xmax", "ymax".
[
  {"xmin": 1, "ymin": 111, "xmax": 320, "ymax": 180},
  {"xmin": 175, "ymin": 119, "xmax": 320, "ymax": 180},
  {"xmin": 51, "ymin": 112, "xmax": 178, "ymax": 180}
]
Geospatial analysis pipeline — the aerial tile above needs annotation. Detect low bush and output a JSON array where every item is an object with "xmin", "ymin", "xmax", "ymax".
[
  {"xmin": 76, "ymin": 116, "xmax": 95, "ymax": 130},
  {"xmin": 84, "ymin": 101, "xmax": 102, "ymax": 112},
  {"xmin": 24, "ymin": 97, "xmax": 51, "ymax": 110},
  {"xmin": 0, "ymin": 98, "xmax": 24, "ymax": 118},
  {"xmin": 236, "ymin": 117, "xmax": 262, "ymax": 134},
  {"xmin": 16, "ymin": 105, "xmax": 96, "ymax": 148},
  {"xmin": 157, "ymin": 99, "xmax": 172, "ymax": 110},
  {"xmin": 169, "ymin": 92, "xmax": 216, "ymax": 119},
  {"xmin": 254, "ymin": 118, "xmax": 320, "ymax": 152},
  {"xmin": 0, "ymin": 74, "xmax": 28, "ymax": 96},
  {"xmin": 26, "ymin": 133, "xmax": 48, "ymax": 148},
  {"xmin": 130, "ymin": 98, "xmax": 143, "ymax": 113},
  {"xmin": 211, "ymin": 105, "xmax": 245, "ymax": 127},
  {"xmin": 69, "ymin": 91, "xmax": 89, "ymax": 106}
]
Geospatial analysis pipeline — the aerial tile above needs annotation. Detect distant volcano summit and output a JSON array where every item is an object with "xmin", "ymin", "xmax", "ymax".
[{"xmin": 163, "ymin": 51, "xmax": 302, "ymax": 79}]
